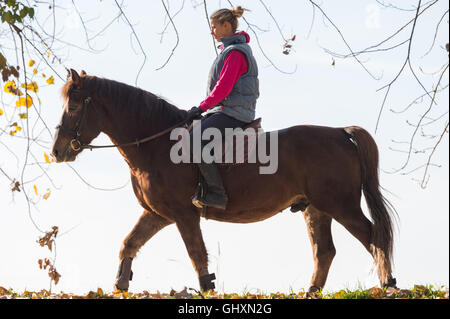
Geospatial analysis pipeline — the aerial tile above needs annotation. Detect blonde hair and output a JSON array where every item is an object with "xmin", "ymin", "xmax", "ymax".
[{"xmin": 210, "ymin": 6, "xmax": 249, "ymax": 33}]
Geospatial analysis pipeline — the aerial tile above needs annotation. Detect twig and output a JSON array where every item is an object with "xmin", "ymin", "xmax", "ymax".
[
  {"xmin": 420, "ymin": 121, "xmax": 448, "ymax": 188},
  {"xmin": 155, "ymin": 0, "xmax": 180, "ymax": 71},
  {"xmin": 113, "ymin": 0, "xmax": 147, "ymax": 86},
  {"xmin": 203, "ymin": 0, "xmax": 218, "ymax": 56}
]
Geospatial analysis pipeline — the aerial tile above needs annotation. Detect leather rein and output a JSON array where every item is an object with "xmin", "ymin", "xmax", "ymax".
[{"xmin": 56, "ymin": 94, "xmax": 190, "ymax": 151}]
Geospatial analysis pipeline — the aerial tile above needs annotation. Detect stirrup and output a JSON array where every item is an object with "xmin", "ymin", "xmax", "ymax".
[
  {"xmin": 192, "ymin": 182, "xmax": 205, "ymax": 208},
  {"xmin": 193, "ymin": 195, "xmax": 227, "ymax": 210}
]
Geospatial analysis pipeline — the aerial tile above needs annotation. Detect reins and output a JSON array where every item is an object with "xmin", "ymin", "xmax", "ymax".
[
  {"xmin": 57, "ymin": 93, "xmax": 190, "ymax": 152},
  {"xmin": 83, "ymin": 118, "xmax": 189, "ymax": 150}
]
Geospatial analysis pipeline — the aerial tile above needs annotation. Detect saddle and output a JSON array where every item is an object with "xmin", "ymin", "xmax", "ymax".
[
  {"xmin": 218, "ymin": 117, "xmax": 262, "ymax": 168},
  {"xmin": 186, "ymin": 117, "xmax": 263, "ymax": 167}
]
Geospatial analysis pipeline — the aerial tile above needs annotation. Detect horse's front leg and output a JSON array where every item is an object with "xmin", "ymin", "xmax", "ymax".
[
  {"xmin": 114, "ymin": 210, "xmax": 172, "ymax": 291},
  {"xmin": 176, "ymin": 214, "xmax": 216, "ymax": 292}
]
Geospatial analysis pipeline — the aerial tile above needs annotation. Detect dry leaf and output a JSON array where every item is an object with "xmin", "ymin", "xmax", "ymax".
[
  {"xmin": 43, "ymin": 189, "xmax": 51, "ymax": 200},
  {"xmin": 37, "ymin": 226, "xmax": 58, "ymax": 251},
  {"xmin": 46, "ymin": 76, "xmax": 54, "ymax": 85},
  {"xmin": 369, "ymin": 287, "xmax": 383, "ymax": 298},
  {"xmin": 11, "ymin": 180, "xmax": 21, "ymax": 192},
  {"xmin": 44, "ymin": 153, "xmax": 51, "ymax": 163}
]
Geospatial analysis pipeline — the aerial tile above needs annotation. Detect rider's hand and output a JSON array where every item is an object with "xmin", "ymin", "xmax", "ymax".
[{"xmin": 186, "ymin": 106, "xmax": 203, "ymax": 121}]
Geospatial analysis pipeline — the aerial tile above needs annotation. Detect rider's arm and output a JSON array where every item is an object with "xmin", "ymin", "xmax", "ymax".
[{"xmin": 199, "ymin": 50, "xmax": 248, "ymax": 112}]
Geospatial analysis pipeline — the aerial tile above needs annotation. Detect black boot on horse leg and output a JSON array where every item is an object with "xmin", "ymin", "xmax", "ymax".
[
  {"xmin": 199, "ymin": 270, "xmax": 216, "ymax": 292},
  {"xmin": 114, "ymin": 257, "xmax": 133, "ymax": 291},
  {"xmin": 383, "ymin": 275, "xmax": 397, "ymax": 289},
  {"xmin": 192, "ymin": 162, "xmax": 228, "ymax": 210}
]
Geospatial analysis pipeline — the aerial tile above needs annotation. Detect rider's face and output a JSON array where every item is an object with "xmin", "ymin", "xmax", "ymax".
[{"xmin": 210, "ymin": 20, "xmax": 233, "ymax": 42}]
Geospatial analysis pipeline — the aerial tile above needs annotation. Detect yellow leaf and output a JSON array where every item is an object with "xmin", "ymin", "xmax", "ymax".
[
  {"xmin": 4, "ymin": 81, "xmax": 23, "ymax": 96},
  {"xmin": 18, "ymin": 113, "xmax": 27, "ymax": 119},
  {"xmin": 21, "ymin": 81, "xmax": 39, "ymax": 93},
  {"xmin": 42, "ymin": 73, "xmax": 46, "ymax": 78},
  {"xmin": 97, "ymin": 288, "xmax": 103, "ymax": 296},
  {"xmin": 33, "ymin": 68, "xmax": 38, "ymax": 75},
  {"xmin": 44, "ymin": 152, "xmax": 50, "ymax": 163},
  {"xmin": 0, "ymin": 108, "xmax": 3, "ymax": 116},
  {"xmin": 46, "ymin": 76, "xmax": 54, "ymax": 85},
  {"xmin": 46, "ymin": 52, "xmax": 50, "ymax": 57},
  {"xmin": 34, "ymin": 185, "xmax": 38, "ymax": 195},
  {"xmin": 9, "ymin": 130, "xmax": 16, "ymax": 136},
  {"xmin": 15, "ymin": 126, "xmax": 22, "ymax": 131},
  {"xmin": 4, "ymin": 80, "xmax": 15, "ymax": 92},
  {"xmin": 28, "ymin": 60, "xmax": 35, "ymax": 67},
  {"xmin": 4, "ymin": 80, "xmax": 17, "ymax": 94},
  {"xmin": 16, "ymin": 95, "xmax": 33, "ymax": 108},
  {"xmin": 43, "ymin": 189, "xmax": 51, "ymax": 200}
]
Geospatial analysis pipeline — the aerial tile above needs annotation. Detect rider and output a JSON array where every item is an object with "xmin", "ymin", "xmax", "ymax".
[{"xmin": 186, "ymin": 6, "xmax": 260, "ymax": 210}]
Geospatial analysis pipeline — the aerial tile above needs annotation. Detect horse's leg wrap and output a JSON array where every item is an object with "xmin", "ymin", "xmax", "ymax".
[
  {"xmin": 383, "ymin": 276, "xmax": 397, "ymax": 289},
  {"xmin": 199, "ymin": 273, "xmax": 216, "ymax": 292},
  {"xmin": 114, "ymin": 257, "xmax": 133, "ymax": 291}
]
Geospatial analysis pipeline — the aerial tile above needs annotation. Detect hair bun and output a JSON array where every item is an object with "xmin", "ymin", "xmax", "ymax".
[{"xmin": 231, "ymin": 6, "xmax": 248, "ymax": 18}]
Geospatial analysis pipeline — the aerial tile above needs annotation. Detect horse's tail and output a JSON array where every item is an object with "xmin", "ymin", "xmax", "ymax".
[{"xmin": 344, "ymin": 126, "xmax": 396, "ymax": 285}]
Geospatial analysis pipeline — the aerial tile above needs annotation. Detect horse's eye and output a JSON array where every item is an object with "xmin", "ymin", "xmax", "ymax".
[{"xmin": 68, "ymin": 105, "xmax": 77, "ymax": 112}]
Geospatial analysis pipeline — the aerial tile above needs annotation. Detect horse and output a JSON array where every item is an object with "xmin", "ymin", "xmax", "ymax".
[{"xmin": 51, "ymin": 69, "xmax": 398, "ymax": 293}]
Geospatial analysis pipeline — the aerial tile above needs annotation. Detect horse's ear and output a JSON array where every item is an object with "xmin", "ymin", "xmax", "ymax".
[
  {"xmin": 69, "ymin": 68, "xmax": 82, "ymax": 87},
  {"xmin": 66, "ymin": 68, "xmax": 71, "ymax": 81},
  {"xmin": 80, "ymin": 70, "xmax": 87, "ymax": 76}
]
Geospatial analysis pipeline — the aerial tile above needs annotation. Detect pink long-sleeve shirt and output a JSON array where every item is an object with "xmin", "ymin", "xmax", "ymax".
[{"xmin": 199, "ymin": 35, "xmax": 249, "ymax": 112}]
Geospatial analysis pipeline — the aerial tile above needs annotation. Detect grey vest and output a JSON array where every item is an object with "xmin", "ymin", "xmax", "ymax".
[{"xmin": 205, "ymin": 33, "xmax": 259, "ymax": 123}]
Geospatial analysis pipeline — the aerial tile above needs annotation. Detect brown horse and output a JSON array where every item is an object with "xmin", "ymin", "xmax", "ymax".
[{"xmin": 51, "ymin": 69, "xmax": 397, "ymax": 293}]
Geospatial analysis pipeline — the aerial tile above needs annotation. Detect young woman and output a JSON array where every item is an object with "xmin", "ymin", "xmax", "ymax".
[{"xmin": 186, "ymin": 6, "xmax": 259, "ymax": 210}]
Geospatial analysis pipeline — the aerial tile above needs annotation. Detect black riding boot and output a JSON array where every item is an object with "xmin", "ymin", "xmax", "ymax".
[{"xmin": 192, "ymin": 162, "xmax": 228, "ymax": 210}]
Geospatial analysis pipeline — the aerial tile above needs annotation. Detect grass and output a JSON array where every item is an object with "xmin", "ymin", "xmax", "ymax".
[{"xmin": 0, "ymin": 284, "xmax": 448, "ymax": 299}]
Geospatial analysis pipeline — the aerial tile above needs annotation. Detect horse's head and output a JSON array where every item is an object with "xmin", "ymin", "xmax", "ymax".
[{"xmin": 51, "ymin": 69, "xmax": 101, "ymax": 162}]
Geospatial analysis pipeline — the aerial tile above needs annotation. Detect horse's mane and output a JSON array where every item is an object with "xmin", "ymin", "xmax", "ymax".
[{"xmin": 61, "ymin": 75, "xmax": 187, "ymax": 127}]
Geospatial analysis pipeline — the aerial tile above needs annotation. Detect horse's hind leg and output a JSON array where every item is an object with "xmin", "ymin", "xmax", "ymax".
[
  {"xmin": 175, "ymin": 215, "xmax": 216, "ymax": 292},
  {"xmin": 114, "ymin": 210, "xmax": 173, "ymax": 291},
  {"xmin": 302, "ymin": 205, "xmax": 336, "ymax": 292},
  {"xmin": 332, "ymin": 206, "xmax": 396, "ymax": 288}
]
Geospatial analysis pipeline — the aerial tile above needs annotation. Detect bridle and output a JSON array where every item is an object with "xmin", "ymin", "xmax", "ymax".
[
  {"xmin": 56, "ymin": 93, "xmax": 191, "ymax": 152},
  {"xmin": 56, "ymin": 95, "xmax": 92, "ymax": 152}
]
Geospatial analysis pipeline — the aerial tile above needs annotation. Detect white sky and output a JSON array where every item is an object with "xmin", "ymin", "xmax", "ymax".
[{"xmin": 0, "ymin": 0, "xmax": 448, "ymax": 294}]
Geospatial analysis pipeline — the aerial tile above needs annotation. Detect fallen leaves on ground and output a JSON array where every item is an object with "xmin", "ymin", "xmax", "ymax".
[{"xmin": 0, "ymin": 285, "xmax": 448, "ymax": 299}]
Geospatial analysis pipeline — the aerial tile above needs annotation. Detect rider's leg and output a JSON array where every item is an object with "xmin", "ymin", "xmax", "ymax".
[{"xmin": 189, "ymin": 112, "xmax": 246, "ymax": 210}]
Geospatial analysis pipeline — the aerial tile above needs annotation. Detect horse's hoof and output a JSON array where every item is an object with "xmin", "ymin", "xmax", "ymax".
[
  {"xmin": 113, "ymin": 283, "xmax": 128, "ymax": 292},
  {"xmin": 308, "ymin": 286, "xmax": 321, "ymax": 293}
]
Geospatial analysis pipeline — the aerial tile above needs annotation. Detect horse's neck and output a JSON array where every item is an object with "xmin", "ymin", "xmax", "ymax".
[{"xmin": 98, "ymin": 93, "xmax": 184, "ymax": 169}]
